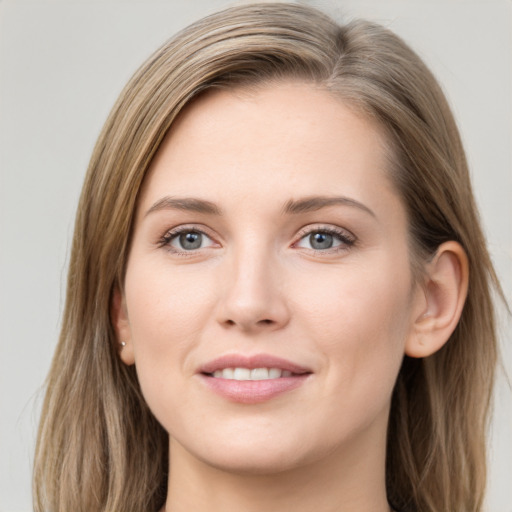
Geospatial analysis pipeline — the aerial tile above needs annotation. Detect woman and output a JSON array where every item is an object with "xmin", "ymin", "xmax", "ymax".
[{"xmin": 33, "ymin": 3, "xmax": 502, "ymax": 511}]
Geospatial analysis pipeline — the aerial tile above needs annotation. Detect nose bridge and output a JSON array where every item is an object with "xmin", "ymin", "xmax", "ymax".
[{"xmin": 217, "ymin": 236, "xmax": 289, "ymax": 331}]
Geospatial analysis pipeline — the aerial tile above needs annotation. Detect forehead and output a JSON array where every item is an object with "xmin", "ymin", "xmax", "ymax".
[{"xmin": 139, "ymin": 81, "xmax": 397, "ymax": 214}]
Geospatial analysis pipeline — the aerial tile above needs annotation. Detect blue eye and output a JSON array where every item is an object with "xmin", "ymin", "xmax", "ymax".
[
  {"xmin": 296, "ymin": 228, "xmax": 355, "ymax": 251},
  {"xmin": 308, "ymin": 232, "xmax": 335, "ymax": 250},
  {"xmin": 163, "ymin": 229, "xmax": 215, "ymax": 251}
]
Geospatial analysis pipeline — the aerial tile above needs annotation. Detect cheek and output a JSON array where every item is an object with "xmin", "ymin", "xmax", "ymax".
[
  {"xmin": 297, "ymin": 255, "xmax": 412, "ymax": 338},
  {"xmin": 123, "ymin": 260, "xmax": 217, "ymax": 414},
  {"xmin": 125, "ymin": 259, "xmax": 214, "ymax": 349},
  {"xmin": 294, "ymin": 255, "xmax": 412, "ymax": 395}
]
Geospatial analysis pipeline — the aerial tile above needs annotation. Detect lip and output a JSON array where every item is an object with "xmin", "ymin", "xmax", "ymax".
[
  {"xmin": 198, "ymin": 353, "xmax": 312, "ymax": 404},
  {"xmin": 199, "ymin": 354, "xmax": 311, "ymax": 375}
]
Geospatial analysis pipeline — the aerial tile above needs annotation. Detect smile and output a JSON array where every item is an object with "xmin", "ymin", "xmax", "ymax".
[
  {"xmin": 210, "ymin": 368, "xmax": 293, "ymax": 380},
  {"xmin": 199, "ymin": 354, "xmax": 312, "ymax": 403}
]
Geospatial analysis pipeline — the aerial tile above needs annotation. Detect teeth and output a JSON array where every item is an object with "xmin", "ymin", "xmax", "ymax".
[
  {"xmin": 269, "ymin": 368, "xmax": 282, "ymax": 379},
  {"xmin": 222, "ymin": 367, "xmax": 234, "ymax": 379},
  {"xmin": 233, "ymin": 368, "xmax": 251, "ymax": 380},
  {"xmin": 251, "ymin": 368, "xmax": 269, "ymax": 380},
  {"xmin": 211, "ymin": 367, "xmax": 292, "ymax": 380}
]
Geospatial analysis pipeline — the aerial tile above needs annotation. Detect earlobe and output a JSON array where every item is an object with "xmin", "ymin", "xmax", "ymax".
[
  {"xmin": 405, "ymin": 241, "xmax": 469, "ymax": 358},
  {"xmin": 111, "ymin": 286, "xmax": 135, "ymax": 365}
]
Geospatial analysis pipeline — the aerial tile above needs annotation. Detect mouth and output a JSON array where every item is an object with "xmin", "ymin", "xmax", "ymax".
[
  {"xmin": 198, "ymin": 354, "xmax": 312, "ymax": 403},
  {"xmin": 207, "ymin": 367, "xmax": 295, "ymax": 380}
]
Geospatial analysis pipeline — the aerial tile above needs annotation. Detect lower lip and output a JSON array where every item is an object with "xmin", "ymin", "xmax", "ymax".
[{"xmin": 199, "ymin": 374, "xmax": 310, "ymax": 404}]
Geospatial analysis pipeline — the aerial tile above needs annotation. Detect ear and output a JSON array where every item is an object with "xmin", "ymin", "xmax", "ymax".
[
  {"xmin": 111, "ymin": 286, "xmax": 135, "ymax": 365},
  {"xmin": 405, "ymin": 241, "xmax": 469, "ymax": 358}
]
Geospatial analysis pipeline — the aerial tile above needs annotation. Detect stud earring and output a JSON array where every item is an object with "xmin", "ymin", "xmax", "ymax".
[{"xmin": 120, "ymin": 341, "xmax": 126, "ymax": 348}]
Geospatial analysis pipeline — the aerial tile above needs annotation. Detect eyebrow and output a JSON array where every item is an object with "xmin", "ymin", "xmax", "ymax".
[
  {"xmin": 145, "ymin": 196, "xmax": 222, "ymax": 217},
  {"xmin": 144, "ymin": 194, "xmax": 375, "ymax": 219},
  {"xmin": 283, "ymin": 196, "xmax": 376, "ymax": 217}
]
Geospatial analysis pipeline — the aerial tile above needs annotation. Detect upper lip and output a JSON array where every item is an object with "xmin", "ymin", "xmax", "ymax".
[{"xmin": 199, "ymin": 354, "xmax": 312, "ymax": 375}]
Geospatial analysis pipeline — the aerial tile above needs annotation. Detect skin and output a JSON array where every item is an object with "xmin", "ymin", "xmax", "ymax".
[{"xmin": 113, "ymin": 81, "xmax": 467, "ymax": 512}]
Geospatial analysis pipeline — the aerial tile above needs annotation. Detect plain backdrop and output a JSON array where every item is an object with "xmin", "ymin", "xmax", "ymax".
[{"xmin": 0, "ymin": 1, "xmax": 510, "ymax": 511}]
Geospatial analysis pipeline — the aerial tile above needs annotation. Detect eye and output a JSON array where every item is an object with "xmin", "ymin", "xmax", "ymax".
[
  {"xmin": 295, "ymin": 227, "xmax": 355, "ymax": 252},
  {"xmin": 161, "ymin": 228, "xmax": 216, "ymax": 252}
]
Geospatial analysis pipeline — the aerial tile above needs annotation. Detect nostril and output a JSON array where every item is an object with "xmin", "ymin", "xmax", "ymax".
[{"xmin": 225, "ymin": 319, "xmax": 272, "ymax": 326}]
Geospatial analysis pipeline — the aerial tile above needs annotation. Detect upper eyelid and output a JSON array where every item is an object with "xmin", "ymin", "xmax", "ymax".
[
  {"xmin": 294, "ymin": 224, "xmax": 356, "ymax": 240},
  {"xmin": 159, "ymin": 224, "xmax": 220, "ymax": 249},
  {"xmin": 163, "ymin": 224, "xmax": 216, "ymax": 238}
]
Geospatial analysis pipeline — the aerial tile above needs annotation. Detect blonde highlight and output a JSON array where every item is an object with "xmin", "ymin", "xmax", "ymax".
[{"xmin": 34, "ymin": 4, "xmax": 501, "ymax": 511}]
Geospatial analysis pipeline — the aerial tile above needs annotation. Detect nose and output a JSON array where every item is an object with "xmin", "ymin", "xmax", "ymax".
[{"xmin": 216, "ymin": 246, "xmax": 290, "ymax": 333}]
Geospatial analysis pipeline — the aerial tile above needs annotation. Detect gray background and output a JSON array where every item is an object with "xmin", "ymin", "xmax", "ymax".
[{"xmin": 1, "ymin": 0, "xmax": 510, "ymax": 510}]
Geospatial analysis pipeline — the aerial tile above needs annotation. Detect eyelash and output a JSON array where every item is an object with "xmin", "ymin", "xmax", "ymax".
[
  {"xmin": 293, "ymin": 225, "xmax": 356, "ymax": 254},
  {"xmin": 158, "ymin": 225, "xmax": 356, "ymax": 255},
  {"xmin": 158, "ymin": 225, "xmax": 218, "ymax": 255}
]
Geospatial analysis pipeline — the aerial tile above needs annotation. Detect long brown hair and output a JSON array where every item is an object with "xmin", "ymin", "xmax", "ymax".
[{"xmin": 33, "ymin": 4, "xmax": 501, "ymax": 511}]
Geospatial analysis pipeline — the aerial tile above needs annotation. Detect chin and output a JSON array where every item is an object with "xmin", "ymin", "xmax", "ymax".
[
  {"xmin": 198, "ymin": 449, "xmax": 309, "ymax": 476},
  {"xmin": 176, "ymin": 432, "xmax": 328, "ymax": 477}
]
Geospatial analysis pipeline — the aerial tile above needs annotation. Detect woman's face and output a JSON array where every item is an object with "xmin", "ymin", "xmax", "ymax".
[{"xmin": 116, "ymin": 82, "xmax": 425, "ymax": 473}]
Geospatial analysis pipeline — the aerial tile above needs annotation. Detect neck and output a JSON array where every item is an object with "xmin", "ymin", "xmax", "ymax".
[{"xmin": 163, "ymin": 429, "xmax": 391, "ymax": 512}]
